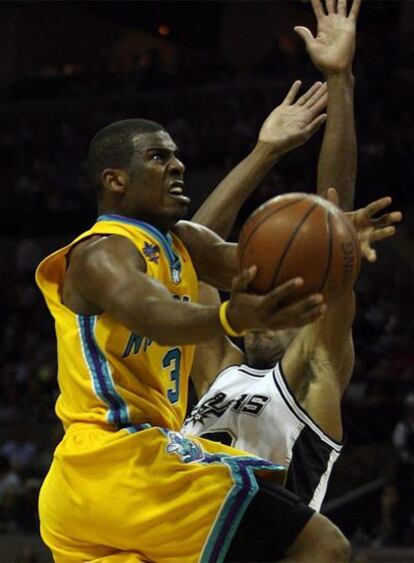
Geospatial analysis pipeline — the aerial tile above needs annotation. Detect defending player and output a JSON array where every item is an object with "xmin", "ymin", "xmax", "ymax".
[
  {"xmin": 35, "ymin": 84, "xmax": 355, "ymax": 561},
  {"xmin": 183, "ymin": 0, "xmax": 401, "ymax": 512},
  {"xmin": 184, "ymin": 192, "xmax": 400, "ymax": 511}
]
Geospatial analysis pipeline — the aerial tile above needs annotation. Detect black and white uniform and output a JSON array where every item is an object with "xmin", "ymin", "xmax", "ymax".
[{"xmin": 182, "ymin": 362, "xmax": 342, "ymax": 511}]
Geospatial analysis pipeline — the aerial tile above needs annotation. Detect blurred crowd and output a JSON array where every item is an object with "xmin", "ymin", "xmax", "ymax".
[{"xmin": 0, "ymin": 8, "xmax": 413, "ymax": 550}]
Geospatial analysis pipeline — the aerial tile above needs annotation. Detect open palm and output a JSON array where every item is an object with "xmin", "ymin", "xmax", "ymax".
[
  {"xmin": 294, "ymin": 0, "xmax": 361, "ymax": 74},
  {"xmin": 347, "ymin": 197, "xmax": 402, "ymax": 262},
  {"xmin": 258, "ymin": 80, "xmax": 327, "ymax": 154},
  {"xmin": 327, "ymin": 188, "xmax": 402, "ymax": 262}
]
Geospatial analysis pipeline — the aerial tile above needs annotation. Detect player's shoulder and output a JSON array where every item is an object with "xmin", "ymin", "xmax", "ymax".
[
  {"xmin": 173, "ymin": 220, "xmax": 214, "ymax": 242},
  {"xmin": 69, "ymin": 234, "xmax": 146, "ymax": 279},
  {"xmin": 209, "ymin": 363, "xmax": 242, "ymax": 386},
  {"xmin": 173, "ymin": 220, "xmax": 226, "ymax": 246}
]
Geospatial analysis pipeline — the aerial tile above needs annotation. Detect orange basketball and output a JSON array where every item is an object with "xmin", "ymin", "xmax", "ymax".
[{"xmin": 238, "ymin": 193, "xmax": 361, "ymax": 304}]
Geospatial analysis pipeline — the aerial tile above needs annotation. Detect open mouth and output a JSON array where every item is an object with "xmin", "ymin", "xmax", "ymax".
[{"xmin": 168, "ymin": 182, "xmax": 190, "ymax": 204}]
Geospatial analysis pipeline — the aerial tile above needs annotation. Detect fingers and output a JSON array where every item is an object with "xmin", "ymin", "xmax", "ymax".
[
  {"xmin": 364, "ymin": 247, "xmax": 377, "ymax": 263},
  {"xmin": 264, "ymin": 280, "xmax": 326, "ymax": 326},
  {"xmin": 270, "ymin": 293, "xmax": 327, "ymax": 328},
  {"xmin": 296, "ymin": 81, "xmax": 327, "ymax": 108},
  {"xmin": 310, "ymin": 0, "xmax": 326, "ymax": 18},
  {"xmin": 282, "ymin": 80, "xmax": 303, "ymax": 106},
  {"xmin": 310, "ymin": 0, "xmax": 361, "ymax": 20},
  {"xmin": 302, "ymin": 113, "xmax": 327, "ymax": 137},
  {"xmin": 349, "ymin": 0, "xmax": 362, "ymax": 21},
  {"xmin": 364, "ymin": 196, "xmax": 393, "ymax": 217},
  {"xmin": 305, "ymin": 92, "xmax": 328, "ymax": 117},
  {"xmin": 231, "ymin": 266, "xmax": 257, "ymax": 293},
  {"xmin": 370, "ymin": 225, "xmax": 397, "ymax": 243},
  {"xmin": 293, "ymin": 26, "xmax": 315, "ymax": 48},
  {"xmin": 265, "ymin": 277, "xmax": 305, "ymax": 304},
  {"xmin": 326, "ymin": 187, "xmax": 339, "ymax": 206},
  {"xmin": 372, "ymin": 211, "xmax": 403, "ymax": 228},
  {"xmin": 326, "ymin": 0, "xmax": 336, "ymax": 14},
  {"xmin": 337, "ymin": 0, "xmax": 347, "ymax": 16}
]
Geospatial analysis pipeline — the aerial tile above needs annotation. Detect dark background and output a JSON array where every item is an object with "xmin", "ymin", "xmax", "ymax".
[{"xmin": 0, "ymin": 1, "xmax": 413, "ymax": 559}]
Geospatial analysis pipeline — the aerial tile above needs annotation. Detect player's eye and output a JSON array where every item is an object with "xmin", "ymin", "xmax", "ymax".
[{"xmin": 151, "ymin": 151, "xmax": 168, "ymax": 162}]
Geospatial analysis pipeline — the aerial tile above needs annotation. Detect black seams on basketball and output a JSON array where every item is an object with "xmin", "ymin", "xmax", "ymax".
[{"xmin": 237, "ymin": 193, "xmax": 361, "ymax": 304}]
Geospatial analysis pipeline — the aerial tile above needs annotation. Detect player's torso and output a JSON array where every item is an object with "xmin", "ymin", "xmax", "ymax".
[
  {"xmin": 183, "ymin": 363, "xmax": 300, "ymax": 467},
  {"xmin": 183, "ymin": 362, "xmax": 343, "ymax": 510},
  {"xmin": 36, "ymin": 214, "xmax": 198, "ymax": 431}
]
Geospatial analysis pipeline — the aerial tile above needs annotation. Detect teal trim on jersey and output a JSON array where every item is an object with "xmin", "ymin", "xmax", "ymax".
[
  {"xmin": 151, "ymin": 426, "xmax": 284, "ymax": 563},
  {"xmin": 77, "ymin": 314, "xmax": 130, "ymax": 427},
  {"xmin": 97, "ymin": 214, "xmax": 182, "ymax": 280},
  {"xmin": 124, "ymin": 423, "xmax": 151, "ymax": 434},
  {"xmin": 200, "ymin": 456, "xmax": 284, "ymax": 563}
]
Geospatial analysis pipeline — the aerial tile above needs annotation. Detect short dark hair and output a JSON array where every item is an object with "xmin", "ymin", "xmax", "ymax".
[{"xmin": 86, "ymin": 119, "xmax": 165, "ymax": 196}]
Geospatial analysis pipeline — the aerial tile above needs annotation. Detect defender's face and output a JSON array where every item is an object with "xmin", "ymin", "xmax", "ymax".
[
  {"xmin": 244, "ymin": 329, "xmax": 298, "ymax": 369},
  {"xmin": 127, "ymin": 130, "xmax": 189, "ymax": 230}
]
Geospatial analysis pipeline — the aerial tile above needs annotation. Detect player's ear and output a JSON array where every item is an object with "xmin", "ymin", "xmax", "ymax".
[{"xmin": 101, "ymin": 168, "xmax": 128, "ymax": 195}]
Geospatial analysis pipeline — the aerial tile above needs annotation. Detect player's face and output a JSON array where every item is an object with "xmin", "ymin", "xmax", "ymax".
[
  {"xmin": 244, "ymin": 329, "xmax": 298, "ymax": 369},
  {"xmin": 126, "ymin": 130, "xmax": 190, "ymax": 231}
]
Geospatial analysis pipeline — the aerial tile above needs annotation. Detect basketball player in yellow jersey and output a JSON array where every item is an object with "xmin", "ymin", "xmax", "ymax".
[{"xmin": 36, "ymin": 83, "xmax": 353, "ymax": 561}]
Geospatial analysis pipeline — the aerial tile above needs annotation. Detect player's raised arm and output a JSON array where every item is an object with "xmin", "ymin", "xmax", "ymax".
[
  {"xmin": 295, "ymin": 0, "xmax": 361, "ymax": 210},
  {"xmin": 192, "ymin": 80, "xmax": 327, "ymax": 238},
  {"xmin": 282, "ymin": 0, "xmax": 362, "ymax": 388}
]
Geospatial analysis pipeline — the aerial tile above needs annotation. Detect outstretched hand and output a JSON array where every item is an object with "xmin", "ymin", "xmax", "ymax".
[
  {"xmin": 226, "ymin": 266, "xmax": 326, "ymax": 334},
  {"xmin": 326, "ymin": 188, "xmax": 403, "ymax": 262},
  {"xmin": 294, "ymin": 0, "xmax": 362, "ymax": 74},
  {"xmin": 258, "ymin": 80, "xmax": 327, "ymax": 155}
]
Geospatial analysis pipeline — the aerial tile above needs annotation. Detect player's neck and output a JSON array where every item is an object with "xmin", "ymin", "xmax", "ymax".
[{"xmin": 97, "ymin": 206, "xmax": 172, "ymax": 234}]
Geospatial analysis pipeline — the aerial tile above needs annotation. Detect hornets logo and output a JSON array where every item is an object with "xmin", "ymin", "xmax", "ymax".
[
  {"xmin": 166, "ymin": 431, "xmax": 205, "ymax": 463},
  {"xmin": 142, "ymin": 241, "xmax": 160, "ymax": 264}
]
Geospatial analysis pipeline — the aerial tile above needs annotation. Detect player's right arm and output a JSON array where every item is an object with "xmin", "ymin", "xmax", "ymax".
[
  {"xmin": 294, "ymin": 0, "xmax": 362, "ymax": 211},
  {"xmin": 63, "ymin": 234, "xmax": 325, "ymax": 346}
]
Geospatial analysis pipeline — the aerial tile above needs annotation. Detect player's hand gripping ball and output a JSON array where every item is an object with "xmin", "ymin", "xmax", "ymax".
[{"xmin": 238, "ymin": 193, "xmax": 361, "ymax": 304}]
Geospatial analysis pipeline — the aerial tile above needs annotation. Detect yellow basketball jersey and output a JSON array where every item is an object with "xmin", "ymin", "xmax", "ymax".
[{"xmin": 36, "ymin": 214, "xmax": 198, "ymax": 432}]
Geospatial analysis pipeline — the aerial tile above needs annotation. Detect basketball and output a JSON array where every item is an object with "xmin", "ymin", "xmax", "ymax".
[{"xmin": 238, "ymin": 193, "xmax": 361, "ymax": 304}]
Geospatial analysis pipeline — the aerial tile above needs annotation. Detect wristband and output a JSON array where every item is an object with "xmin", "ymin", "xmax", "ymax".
[{"xmin": 219, "ymin": 301, "xmax": 247, "ymax": 337}]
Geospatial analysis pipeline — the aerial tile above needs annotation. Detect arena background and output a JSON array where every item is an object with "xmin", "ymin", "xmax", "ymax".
[{"xmin": 0, "ymin": 1, "xmax": 413, "ymax": 560}]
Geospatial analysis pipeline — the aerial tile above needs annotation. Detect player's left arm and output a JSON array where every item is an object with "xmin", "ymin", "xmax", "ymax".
[
  {"xmin": 281, "ymin": 0, "xmax": 401, "ymax": 396},
  {"xmin": 294, "ymin": 0, "xmax": 362, "ymax": 211},
  {"xmin": 192, "ymin": 80, "xmax": 327, "ymax": 238}
]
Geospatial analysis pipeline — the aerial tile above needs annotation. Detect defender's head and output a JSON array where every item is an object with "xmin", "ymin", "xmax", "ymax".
[
  {"xmin": 243, "ymin": 328, "xmax": 298, "ymax": 369},
  {"xmin": 86, "ymin": 119, "xmax": 189, "ymax": 231}
]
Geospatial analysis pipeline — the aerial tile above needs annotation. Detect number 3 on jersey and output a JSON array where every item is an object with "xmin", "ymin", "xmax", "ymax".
[{"xmin": 163, "ymin": 348, "xmax": 181, "ymax": 403}]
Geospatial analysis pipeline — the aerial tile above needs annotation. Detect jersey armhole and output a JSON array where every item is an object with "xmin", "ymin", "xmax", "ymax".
[{"xmin": 273, "ymin": 362, "xmax": 343, "ymax": 451}]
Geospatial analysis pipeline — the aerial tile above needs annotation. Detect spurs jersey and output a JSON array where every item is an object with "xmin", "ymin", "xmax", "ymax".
[{"xmin": 183, "ymin": 361, "xmax": 342, "ymax": 511}]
